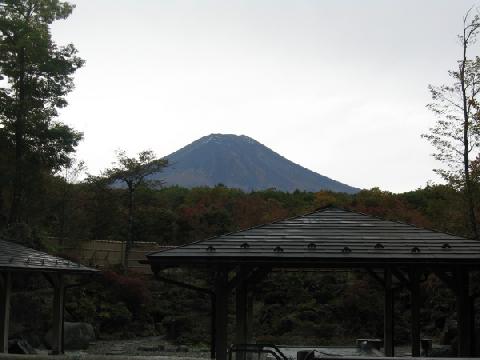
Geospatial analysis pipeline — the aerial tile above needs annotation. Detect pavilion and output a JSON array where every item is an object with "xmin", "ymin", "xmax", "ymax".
[
  {"xmin": 146, "ymin": 206, "xmax": 480, "ymax": 359},
  {"xmin": 0, "ymin": 239, "xmax": 96, "ymax": 355}
]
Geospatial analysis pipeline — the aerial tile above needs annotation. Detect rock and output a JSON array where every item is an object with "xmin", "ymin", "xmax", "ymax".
[
  {"xmin": 297, "ymin": 350, "xmax": 314, "ymax": 360},
  {"xmin": 106, "ymin": 350, "xmax": 126, "ymax": 355},
  {"xmin": 176, "ymin": 345, "xmax": 189, "ymax": 352},
  {"xmin": 430, "ymin": 345, "xmax": 454, "ymax": 357},
  {"xmin": 356, "ymin": 339, "xmax": 382, "ymax": 352},
  {"xmin": 45, "ymin": 322, "xmax": 95, "ymax": 350},
  {"xmin": 106, "ymin": 343, "xmax": 126, "ymax": 355},
  {"xmin": 138, "ymin": 345, "xmax": 160, "ymax": 352}
]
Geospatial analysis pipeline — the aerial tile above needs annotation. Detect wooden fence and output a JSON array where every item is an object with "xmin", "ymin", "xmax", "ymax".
[{"xmin": 46, "ymin": 238, "xmax": 172, "ymax": 274}]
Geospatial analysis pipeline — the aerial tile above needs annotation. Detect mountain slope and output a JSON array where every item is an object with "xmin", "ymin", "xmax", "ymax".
[{"xmin": 153, "ymin": 134, "xmax": 360, "ymax": 194}]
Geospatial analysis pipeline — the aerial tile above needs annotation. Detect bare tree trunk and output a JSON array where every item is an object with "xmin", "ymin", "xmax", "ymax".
[
  {"xmin": 464, "ymin": 127, "xmax": 478, "ymax": 239},
  {"xmin": 124, "ymin": 182, "xmax": 135, "ymax": 272},
  {"xmin": 460, "ymin": 30, "xmax": 479, "ymax": 239},
  {"xmin": 59, "ymin": 178, "xmax": 68, "ymax": 246}
]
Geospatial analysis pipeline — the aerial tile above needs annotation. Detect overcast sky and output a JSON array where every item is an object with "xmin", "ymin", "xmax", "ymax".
[{"xmin": 51, "ymin": 0, "xmax": 479, "ymax": 193}]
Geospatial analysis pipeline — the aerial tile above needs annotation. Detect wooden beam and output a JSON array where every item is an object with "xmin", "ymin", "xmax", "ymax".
[
  {"xmin": 0, "ymin": 272, "xmax": 11, "ymax": 354},
  {"xmin": 392, "ymin": 268, "xmax": 410, "ymax": 290},
  {"xmin": 51, "ymin": 273, "xmax": 65, "ymax": 355},
  {"xmin": 456, "ymin": 268, "xmax": 472, "ymax": 356},
  {"xmin": 409, "ymin": 269, "xmax": 421, "ymax": 357},
  {"xmin": 215, "ymin": 269, "xmax": 229, "ymax": 360},
  {"xmin": 366, "ymin": 267, "xmax": 385, "ymax": 288},
  {"xmin": 154, "ymin": 273, "xmax": 213, "ymax": 295},
  {"xmin": 384, "ymin": 268, "xmax": 394, "ymax": 357}
]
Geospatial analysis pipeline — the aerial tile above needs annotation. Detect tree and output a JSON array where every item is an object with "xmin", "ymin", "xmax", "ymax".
[
  {"xmin": 423, "ymin": 8, "xmax": 480, "ymax": 239},
  {"xmin": 57, "ymin": 158, "xmax": 85, "ymax": 243},
  {"xmin": 0, "ymin": 0, "xmax": 84, "ymax": 224},
  {"xmin": 104, "ymin": 150, "xmax": 168, "ymax": 268}
]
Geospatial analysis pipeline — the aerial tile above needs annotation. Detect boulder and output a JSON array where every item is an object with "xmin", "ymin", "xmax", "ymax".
[
  {"xmin": 430, "ymin": 345, "xmax": 454, "ymax": 357},
  {"xmin": 138, "ymin": 345, "xmax": 161, "ymax": 352},
  {"xmin": 106, "ymin": 344, "xmax": 126, "ymax": 355},
  {"xmin": 176, "ymin": 345, "xmax": 189, "ymax": 352},
  {"xmin": 356, "ymin": 339, "xmax": 382, "ymax": 352},
  {"xmin": 45, "ymin": 322, "xmax": 95, "ymax": 350}
]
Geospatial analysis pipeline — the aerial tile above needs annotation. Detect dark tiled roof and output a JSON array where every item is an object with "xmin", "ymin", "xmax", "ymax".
[
  {"xmin": 146, "ymin": 207, "xmax": 480, "ymax": 267},
  {"xmin": 0, "ymin": 239, "xmax": 96, "ymax": 273}
]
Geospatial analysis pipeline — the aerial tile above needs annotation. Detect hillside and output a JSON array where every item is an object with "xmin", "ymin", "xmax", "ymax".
[{"xmin": 153, "ymin": 134, "xmax": 360, "ymax": 194}]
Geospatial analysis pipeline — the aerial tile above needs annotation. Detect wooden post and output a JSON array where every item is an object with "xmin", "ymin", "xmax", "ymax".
[
  {"xmin": 235, "ymin": 268, "xmax": 248, "ymax": 360},
  {"xmin": 246, "ymin": 292, "xmax": 253, "ymax": 344},
  {"xmin": 51, "ymin": 273, "xmax": 65, "ymax": 355},
  {"xmin": 470, "ymin": 296, "xmax": 475, "ymax": 356},
  {"xmin": 384, "ymin": 268, "xmax": 394, "ymax": 357},
  {"xmin": 456, "ymin": 268, "xmax": 472, "ymax": 357},
  {"xmin": 0, "ymin": 272, "xmax": 11, "ymax": 354},
  {"xmin": 409, "ymin": 269, "xmax": 421, "ymax": 357},
  {"xmin": 211, "ymin": 293, "xmax": 216, "ymax": 360},
  {"xmin": 215, "ymin": 269, "xmax": 229, "ymax": 360}
]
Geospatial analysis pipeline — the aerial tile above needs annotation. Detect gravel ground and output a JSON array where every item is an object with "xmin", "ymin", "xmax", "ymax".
[
  {"xmin": 1, "ymin": 336, "xmax": 453, "ymax": 359},
  {"xmin": 74, "ymin": 336, "xmax": 209, "ymax": 358}
]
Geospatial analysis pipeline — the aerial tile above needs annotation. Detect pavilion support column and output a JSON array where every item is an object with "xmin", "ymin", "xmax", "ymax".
[
  {"xmin": 409, "ymin": 269, "xmax": 421, "ymax": 357},
  {"xmin": 215, "ymin": 269, "xmax": 229, "ymax": 360},
  {"xmin": 470, "ymin": 296, "xmax": 475, "ymax": 356},
  {"xmin": 0, "ymin": 272, "xmax": 12, "ymax": 354},
  {"xmin": 211, "ymin": 293, "xmax": 216, "ymax": 360},
  {"xmin": 235, "ymin": 268, "xmax": 248, "ymax": 360},
  {"xmin": 51, "ymin": 273, "xmax": 65, "ymax": 355},
  {"xmin": 246, "ymin": 291, "xmax": 253, "ymax": 344},
  {"xmin": 384, "ymin": 268, "xmax": 394, "ymax": 357},
  {"xmin": 455, "ymin": 268, "xmax": 472, "ymax": 357}
]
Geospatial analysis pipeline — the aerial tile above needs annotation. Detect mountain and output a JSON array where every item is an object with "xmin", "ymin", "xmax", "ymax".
[{"xmin": 153, "ymin": 134, "xmax": 360, "ymax": 194}]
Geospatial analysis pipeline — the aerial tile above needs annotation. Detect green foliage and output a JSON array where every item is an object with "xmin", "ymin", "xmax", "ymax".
[
  {"xmin": 66, "ymin": 271, "xmax": 152, "ymax": 338},
  {"xmin": 0, "ymin": 0, "xmax": 84, "ymax": 224},
  {"xmin": 0, "ymin": 0, "xmax": 84, "ymax": 168},
  {"xmin": 101, "ymin": 149, "xmax": 168, "ymax": 264},
  {"xmin": 104, "ymin": 150, "xmax": 168, "ymax": 190},
  {"xmin": 252, "ymin": 272, "xmax": 384, "ymax": 345}
]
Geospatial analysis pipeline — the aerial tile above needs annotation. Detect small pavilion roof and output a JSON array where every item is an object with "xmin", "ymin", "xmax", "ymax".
[
  {"xmin": 146, "ymin": 207, "xmax": 480, "ymax": 268},
  {"xmin": 0, "ymin": 239, "xmax": 96, "ymax": 273}
]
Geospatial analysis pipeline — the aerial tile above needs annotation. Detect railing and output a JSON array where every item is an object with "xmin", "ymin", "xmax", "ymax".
[{"xmin": 228, "ymin": 344, "xmax": 291, "ymax": 360}]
